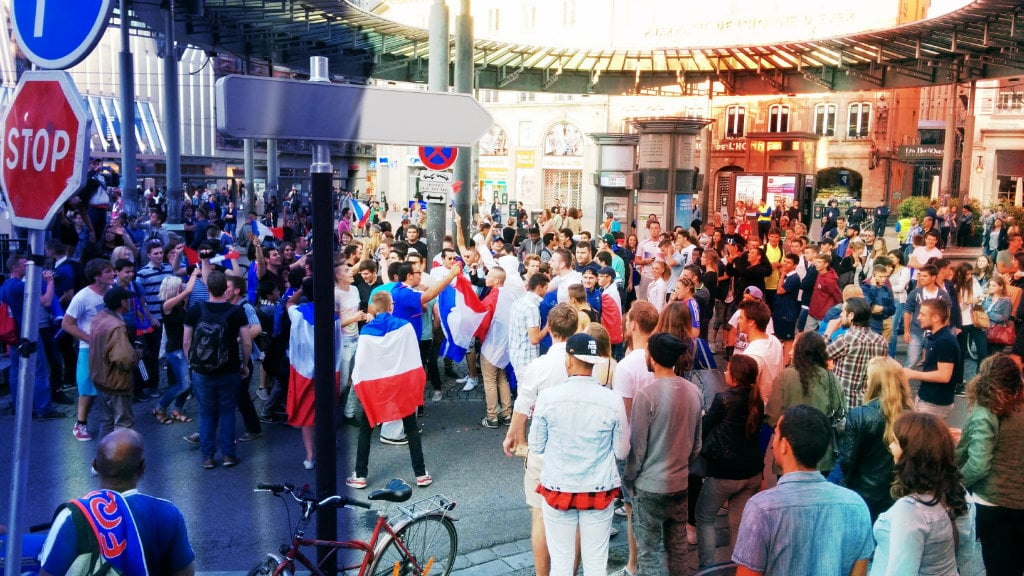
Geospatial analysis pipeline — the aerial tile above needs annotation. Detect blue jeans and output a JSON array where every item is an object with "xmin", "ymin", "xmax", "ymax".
[
  {"xmin": 632, "ymin": 488, "xmax": 690, "ymax": 576},
  {"xmin": 888, "ymin": 302, "xmax": 905, "ymax": 357},
  {"xmin": 158, "ymin": 350, "xmax": 191, "ymax": 412},
  {"xmin": 193, "ymin": 371, "xmax": 240, "ymax": 459},
  {"xmin": 695, "ymin": 475, "xmax": 761, "ymax": 569},
  {"xmin": 9, "ymin": 340, "xmax": 53, "ymax": 416},
  {"xmin": 906, "ymin": 332, "xmax": 925, "ymax": 370},
  {"xmin": 339, "ymin": 337, "xmax": 360, "ymax": 419}
]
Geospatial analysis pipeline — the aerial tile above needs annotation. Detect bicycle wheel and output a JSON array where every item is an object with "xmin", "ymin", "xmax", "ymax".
[
  {"xmin": 247, "ymin": 553, "xmax": 293, "ymax": 576},
  {"xmin": 367, "ymin": 514, "xmax": 458, "ymax": 576}
]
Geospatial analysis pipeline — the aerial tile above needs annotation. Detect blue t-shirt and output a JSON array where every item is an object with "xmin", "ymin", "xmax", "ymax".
[
  {"xmin": 390, "ymin": 283, "xmax": 424, "ymax": 340},
  {"xmin": 40, "ymin": 491, "xmax": 195, "ymax": 575}
]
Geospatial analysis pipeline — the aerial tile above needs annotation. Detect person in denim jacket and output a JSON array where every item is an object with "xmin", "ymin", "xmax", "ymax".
[{"xmin": 529, "ymin": 333, "xmax": 628, "ymax": 576}]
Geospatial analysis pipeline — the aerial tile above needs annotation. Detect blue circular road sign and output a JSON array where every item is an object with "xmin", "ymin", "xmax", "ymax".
[
  {"xmin": 12, "ymin": 0, "xmax": 116, "ymax": 69},
  {"xmin": 418, "ymin": 146, "xmax": 458, "ymax": 171}
]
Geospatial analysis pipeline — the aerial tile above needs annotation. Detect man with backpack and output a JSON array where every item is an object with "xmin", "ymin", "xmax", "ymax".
[{"xmin": 183, "ymin": 270, "xmax": 251, "ymax": 469}]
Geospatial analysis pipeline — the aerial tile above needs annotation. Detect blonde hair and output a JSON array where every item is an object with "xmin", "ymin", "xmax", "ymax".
[
  {"xmin": 841, "ymin": 284, "xmax": 864, "ymax": 301},
  {"xmin": 863, "ymin": 357, "xmax": 914, "ymax": 445},
  {"xmin": 159, "ymin": 275, "xmax": 183, "ymax": 302},
  {"xmin": 111, "ymin": 246, "xmax": 133, "ymax": 264}
]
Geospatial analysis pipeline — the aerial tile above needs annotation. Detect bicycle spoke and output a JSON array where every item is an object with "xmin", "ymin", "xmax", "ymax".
[{"xmin": 367, "ymin": 516, "xmax": 457, "ymax": 576}]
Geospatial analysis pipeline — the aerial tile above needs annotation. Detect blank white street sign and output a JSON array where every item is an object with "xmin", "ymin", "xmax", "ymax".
[{"xmin": 216, "ymin": 75, "xmax": 492, "ymax": 147}]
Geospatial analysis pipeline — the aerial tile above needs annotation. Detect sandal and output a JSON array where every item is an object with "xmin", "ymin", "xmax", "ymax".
[
  {"xmin": 152, "ymin": 408, "xmax": 173, "ymax": 425},
  {"xmin": 169, "ymin": 411, "xmax": 193, "ymax": 423}
]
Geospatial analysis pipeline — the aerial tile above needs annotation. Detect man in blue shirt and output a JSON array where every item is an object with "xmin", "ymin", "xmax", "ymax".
[
  {"xmin": 39, "ymin": 428, "xmax": 195, "ymax": 576},
  {"xmin": 733, "ymin": 405, "xmax": 873, "ymax": 576}
]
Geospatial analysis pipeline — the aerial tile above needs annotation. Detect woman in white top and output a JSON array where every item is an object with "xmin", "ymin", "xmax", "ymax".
[
  {"xmin": 887, "ymin": 249, "xmax": 912, "ymax": 358},
  {"xmin": 870, "ymin": 412, "xmax": 976, "ymax": 576},
  {"xmin": 952, "ymin": 262, "xmax": 986, "ymax": 378},
  {"xmin": 646, "ymin": 260, "xmax": 669, "ymax": 313}
]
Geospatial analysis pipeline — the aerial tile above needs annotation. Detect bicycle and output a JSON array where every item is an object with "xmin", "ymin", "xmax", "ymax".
[{"xmin": 247, "ymin": 479, "xmax": 458, "ymax": 576}]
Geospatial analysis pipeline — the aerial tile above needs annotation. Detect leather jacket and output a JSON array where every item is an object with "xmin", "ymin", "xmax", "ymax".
[{"xmin": 839, "ymin": 399, "xmax": 896, "ymax": 520}]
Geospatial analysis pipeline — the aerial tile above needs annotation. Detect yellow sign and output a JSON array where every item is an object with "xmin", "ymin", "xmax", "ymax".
[{"xmin": 515, "ymin": 150, "xmax": 535, "ymax": 169}]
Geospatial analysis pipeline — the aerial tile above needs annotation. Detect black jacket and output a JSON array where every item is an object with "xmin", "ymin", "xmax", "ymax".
[
  {"xmin": 701, "ymin": 388, "xmax": 764, "ymax": 480},
  {"xmin": 839, "ymin": 399, "xmax": 896, "ymax": 521}
]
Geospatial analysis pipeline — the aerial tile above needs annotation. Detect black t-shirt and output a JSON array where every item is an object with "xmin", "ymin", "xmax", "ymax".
[
  {"xmin": 918, "ymin": 326, "xmax": 962, "ymax": 407},
  {"xmin": 163, "ymin": 304, "xmax": 185, "ymax": 353},
  {"xmin": 183, "ymin": 301, "xmax": 248, "ymax": 375},
  {"xmin": 260, "ymin": 267, "xmax": 287, "ymax": 297}
]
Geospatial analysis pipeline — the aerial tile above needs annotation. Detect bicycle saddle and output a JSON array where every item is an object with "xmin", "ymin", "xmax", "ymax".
[{"xmin": 368, "ymin": 478, "xmax": 412, "ymax": 503}]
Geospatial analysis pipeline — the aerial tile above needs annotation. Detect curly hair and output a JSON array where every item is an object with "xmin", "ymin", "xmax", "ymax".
[
  {"xmin": 863, "ymin": 357, "xmax": 914, "ymax": 446},
  {"xmin": 967, "ymin": 353, "xmax": 1023, "ymax": 417},
  {"xmin": 891, "ymin": 412, "xmax": 969, "ymax": 518},
  {"xmin": 653, "ymin": 302, "xmax": 695, "ymax": 374},
  {"xmin": 792, "ymin": 331, "xmax": 829, "ymax": 396}
]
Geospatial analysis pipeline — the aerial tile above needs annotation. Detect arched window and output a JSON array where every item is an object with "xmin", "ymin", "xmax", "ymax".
[
  {"xmin": 848, "ymin": 102, "xmax": 872, "ymax": 139},
  {"xmin": 814, "ymin": 103, "xmax": 837, "ymax": 137},
  {"xmin": 725, "ymin": 105, "xmax": 745, "ymax": 139},
  {"xmin": 768, "ymin": 104, "xmax": 790, "ymax": 133},
  {"xmin": 543, "ymin": 122, "xmax": 583, "ymax": 156}
]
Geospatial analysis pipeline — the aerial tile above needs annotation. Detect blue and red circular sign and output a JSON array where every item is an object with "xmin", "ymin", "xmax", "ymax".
[{"xmin": 418, "ymin": 146, "xmax": 458, "ymax": 171}]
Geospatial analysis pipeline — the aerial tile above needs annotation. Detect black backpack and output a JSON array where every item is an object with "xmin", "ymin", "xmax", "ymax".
[{"xmin": 189, "ymin": 302, "xmax": 234, "ymax": 374}]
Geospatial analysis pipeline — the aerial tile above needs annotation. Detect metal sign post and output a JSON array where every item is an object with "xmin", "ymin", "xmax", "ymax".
[
  {"xmin": 214, "ymin": 60, "xmax": 490, "ymax": 566},
  {"xmin": 1, "ymin": 71, "xmax": 91, "ymax": 576}
]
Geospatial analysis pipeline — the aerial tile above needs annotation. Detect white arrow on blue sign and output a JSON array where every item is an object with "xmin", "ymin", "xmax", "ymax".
[{"xmin": 11, "ymin": 0, "xmax": 115, "ymax": 69}]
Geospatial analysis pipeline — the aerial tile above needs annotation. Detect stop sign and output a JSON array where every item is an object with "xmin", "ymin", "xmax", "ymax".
[{"xmin": 0, "ymin": 70, "xmax": 91, "ymax": 230}]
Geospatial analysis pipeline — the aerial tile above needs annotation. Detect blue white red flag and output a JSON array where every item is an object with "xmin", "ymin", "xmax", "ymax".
[
  {"xmin": 352, "ymin": 312, "xmax": 425, "ymax": 426},
  {"xmin": 69, "ymin": 490, "xmax": 148, "ymax": 576},
  {"xmin": 438, "ymin": 274, "xmax": 488, "ymax": 362},
  {"xmin": 352, "ymin": 200, "xmax": 371, "ymax": 228}
]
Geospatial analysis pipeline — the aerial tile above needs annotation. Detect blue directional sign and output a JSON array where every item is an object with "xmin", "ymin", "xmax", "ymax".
[
  {"xmin": 418, "ymin": 146, "xmax": 458, "ymax": 171},
  {"xmin": 11, "ymin": 0, "xmax": 115, "ymax": 69}
]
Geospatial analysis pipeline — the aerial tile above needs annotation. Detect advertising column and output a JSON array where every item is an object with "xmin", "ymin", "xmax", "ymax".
[
  {"xmin": 632, "ymin": 117, "xmax": 712, "ymax": 230},
  {"xmin": 589, "ymin": 133, "xmax": 638, "ymax": 236}
]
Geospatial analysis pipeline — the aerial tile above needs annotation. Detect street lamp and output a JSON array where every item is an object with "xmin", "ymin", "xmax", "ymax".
[{"xmin": 976, "ymin": 154, "xmax": 984, "ymax": 174}]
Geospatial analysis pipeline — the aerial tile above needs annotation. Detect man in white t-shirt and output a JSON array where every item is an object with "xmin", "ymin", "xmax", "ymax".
[
  {"xmin": 545, "ymin": 249, "xmax": 583, "ymax": 303},
  {"xmin": 635, "ymin": 220, "xmax": 663, "ymax": 301},
  {"xmin": 909, "ymin": 229, "xmax": 943, "ymax": 271},
  {"xmin": 501, "ymin": 303, "xmax": 577, "ymax": 576},
  {"xmin": 735, "ymin": 298, "xmax": 783, "ymax": 405},
  {"xmin": 609, "ymin": 300, "xmax": 660, "ymax": 576},
  {"xmin": 727, "ymin": 286, "xmax": 775, "ymax": 355},
  {"xmin": 62, "ymin": 259, "xmax": 117, "ymax": 442}
]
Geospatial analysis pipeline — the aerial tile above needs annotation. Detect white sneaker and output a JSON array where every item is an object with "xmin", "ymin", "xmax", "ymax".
[
  {"xmin": 432, "ymin": 389, "xmax": 444, "ymax": 403},
  {"xmin": 461, "ymin": 377, "xmax": 478, "ymax": 392},
  {"xmin": 303, "ymin": 459, "xmax": 315, "ymax": 470},
  {"xmin": 455, "ymin": 375, "xmax": 469, "ymax": 384}
]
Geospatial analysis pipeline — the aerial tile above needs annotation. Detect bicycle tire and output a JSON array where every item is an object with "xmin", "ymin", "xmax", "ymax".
[
  {"xmin": 366, "ymin": 514, "xmax": 458, "ymax": 576},
  {"xmin": 247, "ymin": 553, "xmax": 293, "ymax": 576}
]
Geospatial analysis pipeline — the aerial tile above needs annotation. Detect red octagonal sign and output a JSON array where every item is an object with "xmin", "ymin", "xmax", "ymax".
[{"xmin": 1, "ymin": 70, "xmax": 91, "ymax": 230}]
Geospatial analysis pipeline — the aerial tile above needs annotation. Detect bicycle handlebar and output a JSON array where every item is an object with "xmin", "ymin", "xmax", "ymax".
[{"xmin": 254, "ymin": 483, "xmax": 371, "ymax": 510}]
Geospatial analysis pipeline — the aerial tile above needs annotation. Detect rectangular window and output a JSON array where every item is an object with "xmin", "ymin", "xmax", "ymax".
[
  {"xmin": 725, "ymin": 105, "xmax": 745, "ymax": 139},
  {"xmin": 848, "ymin": 102, "xmax": 871, "ymax": 139},
  {"xmin": 768, "ymin": 104, "xmax": 790, "ymax": 132},
  {"xmin": 814, "ymin": 103, "xmax": 836, "ymax": 137},
  {"xmin": 519, "ymin": 121, "xmax": 534, "ymax": 146}
]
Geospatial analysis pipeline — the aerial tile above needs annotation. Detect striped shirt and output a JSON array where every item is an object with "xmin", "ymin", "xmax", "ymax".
[{"xmin": 136, "ymin": 262, "xmax": 173, "ymax": 319}]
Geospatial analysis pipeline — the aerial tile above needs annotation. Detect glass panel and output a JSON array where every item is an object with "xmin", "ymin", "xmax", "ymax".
[
  {"xmin": 100, "ymin": 97, "xmax": 121, "ymax": 153},
  {"xmin": 140, "ymin": 102, "xmax": 166, "ymax": 156}
]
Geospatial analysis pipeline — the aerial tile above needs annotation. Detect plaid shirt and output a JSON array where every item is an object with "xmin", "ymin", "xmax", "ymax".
[
  {"xmin": 508, "ymin": 292, "xmax": 542, "ymax": 372},
  {"xmin": 827, "ymin": 326, "xmax": 888, "ymax": 410},
  {"xmin": 536, "ymin": 485, "xmax": 620, "ymax": 511}
]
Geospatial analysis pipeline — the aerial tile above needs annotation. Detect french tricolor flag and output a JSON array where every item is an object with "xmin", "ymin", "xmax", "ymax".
[
  {"xmin": 352, "ymin": 313, "xmax": 425, "ymax": 427},
  {"xmin": 352, "ymin": 200, "xmax": 371, "ymax": 228},
  {"xmin": 287, "ymin": 302, "xmax": 339, "ymax": 424},
  {"xmin": 251, "ymin": 218, "xmax": 284, "ymax": 241},
  {"xmin": 438, "ymin": 274, "xmax": 488, "ymax": 362}
]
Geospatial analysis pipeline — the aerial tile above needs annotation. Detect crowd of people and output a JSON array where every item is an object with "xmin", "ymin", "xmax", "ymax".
[{"xmin": 4, "ymin": 167, "xmax": 1024, "ymax": 576}]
